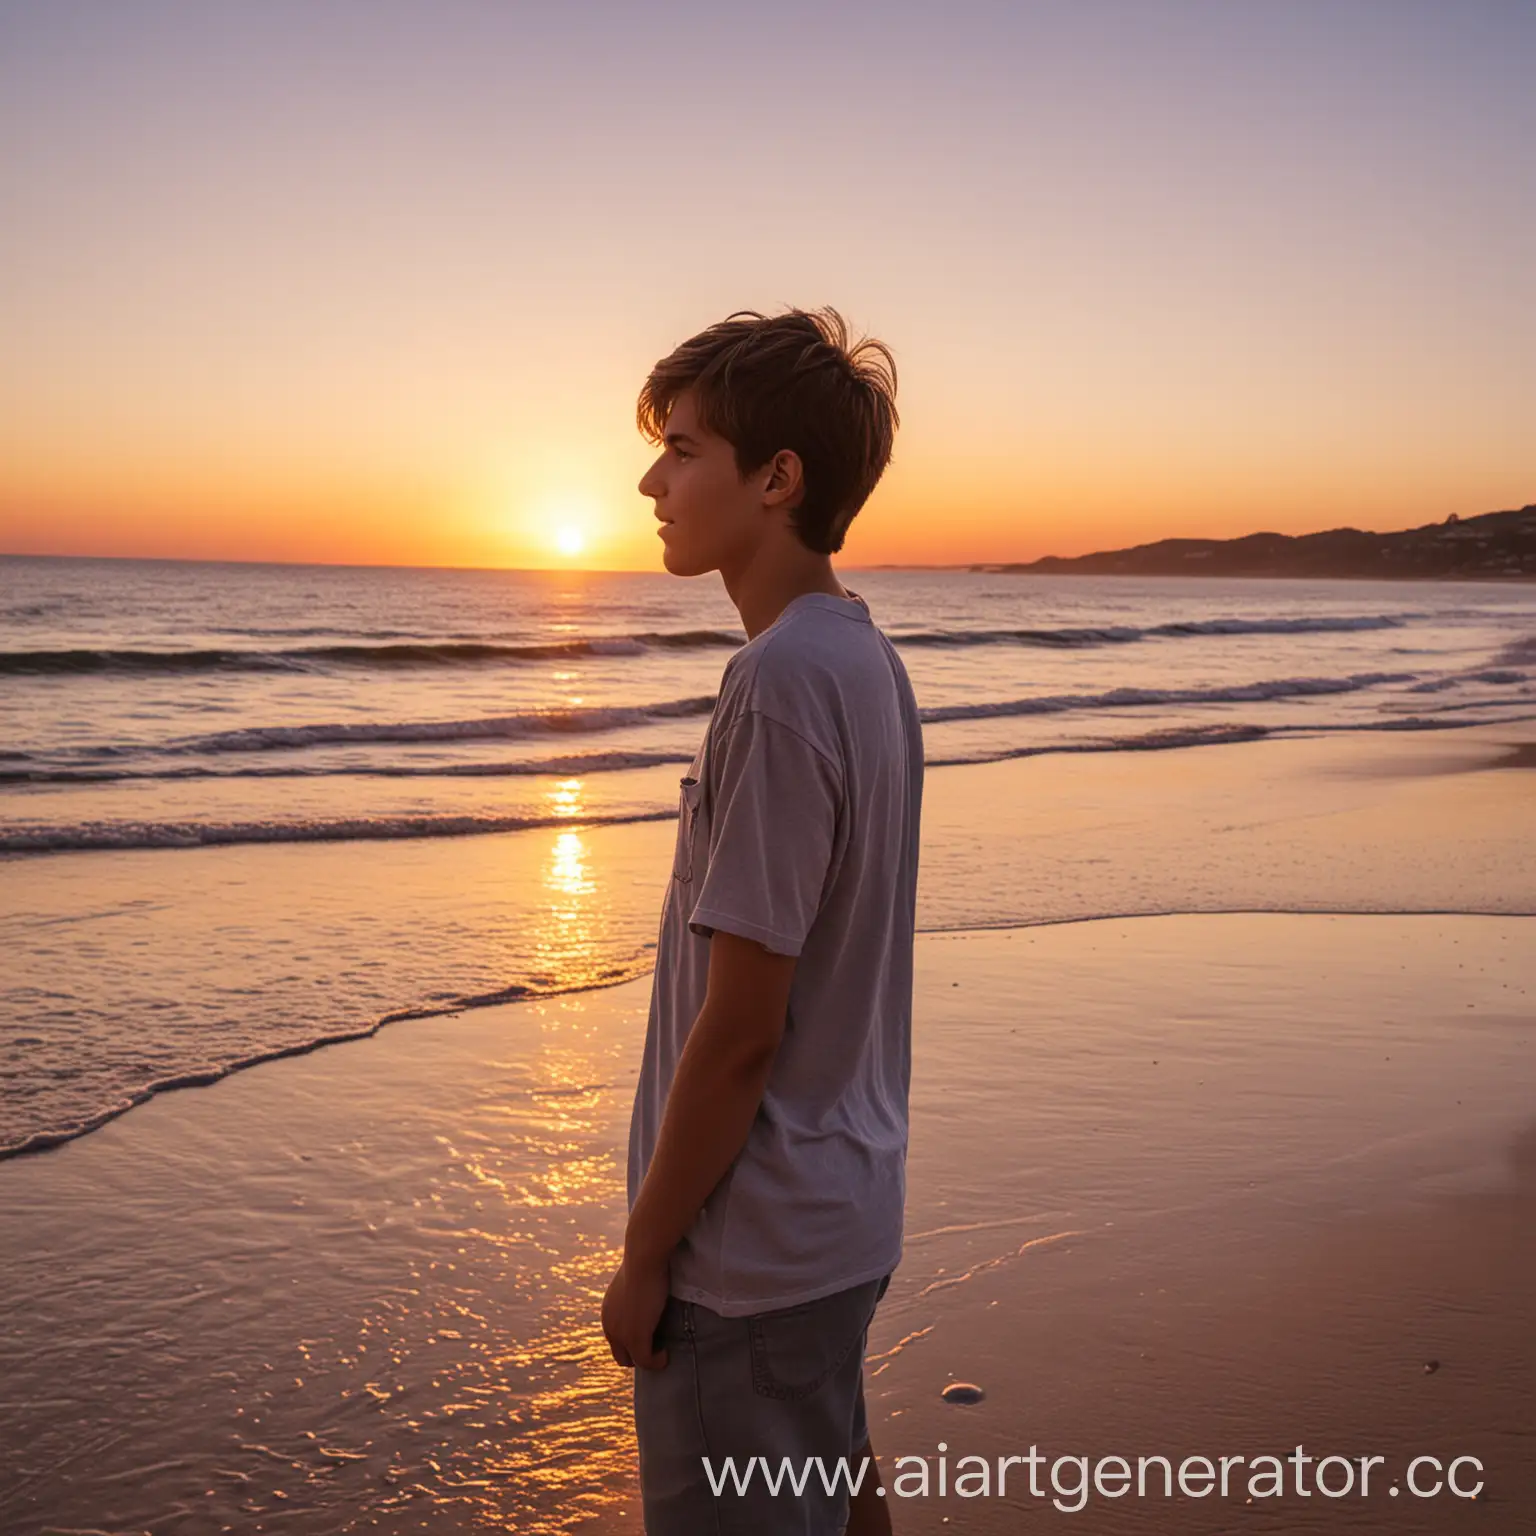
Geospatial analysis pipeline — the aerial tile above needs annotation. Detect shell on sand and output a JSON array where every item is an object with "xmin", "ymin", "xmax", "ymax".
[{"xmin": 941, "ymin": 1382, "xmax": 985, "ymax": 1405}]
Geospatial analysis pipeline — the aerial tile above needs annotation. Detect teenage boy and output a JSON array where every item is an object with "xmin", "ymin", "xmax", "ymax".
[{"xmin": 602, "ymin": 307, "xmax": 923, "ymax": 1535}]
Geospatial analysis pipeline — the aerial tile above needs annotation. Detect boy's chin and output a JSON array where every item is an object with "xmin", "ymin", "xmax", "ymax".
[{"xmin": 659, "ymin": 541, "xmax": 717, "ymax": 579}]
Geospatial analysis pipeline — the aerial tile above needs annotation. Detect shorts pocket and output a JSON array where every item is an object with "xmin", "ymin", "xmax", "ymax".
[
  {"xmin": 652, "ymin": 1294, "xmax": 691, "ymax": 1347},
  {"xmin": 747, "ymin": 1280, "xmax": 882, "ymax": 1402},
  {"xmin": 672, "ymin": 775, "xmax": 702, "ymax": 883}
]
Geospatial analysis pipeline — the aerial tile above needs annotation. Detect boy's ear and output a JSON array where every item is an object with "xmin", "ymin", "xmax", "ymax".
[{"xmin": 762, "ymin": 449, "xmax": 805, "ymax": 508}]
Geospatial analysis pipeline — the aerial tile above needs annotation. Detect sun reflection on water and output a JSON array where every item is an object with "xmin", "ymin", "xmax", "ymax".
[
  {"xmin": 281, "ymin": 814, "xmax": 647, "ymax": 1532},
  {"xmin": 549, "ymin": 779, "xmax": 585, "ymax": 822},
  {"xmin": 316, "ymin": 1021, "xmax": 639, "ymax": 1527},
  {"xmin": 519, "ymin": 802, "xmax": 626, "ymax": 997}
]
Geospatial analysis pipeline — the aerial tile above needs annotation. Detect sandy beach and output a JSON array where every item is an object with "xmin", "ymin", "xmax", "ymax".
[
  {"xmin": 3, "ymin": 723, "xmax": 1533, "ymax": 1535},
  {"xmin": 6, "ymin": 2, "xmax": 1535, "ymax": 1528}
]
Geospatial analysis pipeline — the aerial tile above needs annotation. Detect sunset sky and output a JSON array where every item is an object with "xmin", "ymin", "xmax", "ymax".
[{"xmin": 1, "ymin": 0, "xmax": 1532, "ymax": 570}]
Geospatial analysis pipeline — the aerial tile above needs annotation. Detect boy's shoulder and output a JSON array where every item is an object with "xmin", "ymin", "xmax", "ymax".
[
  {"xmin": 715, "ymin": 605, "xmax": 863, "ymax": 751},
  {"xmin": 722, "ymin": 595, "xmax": 880, "ymax": 704}
]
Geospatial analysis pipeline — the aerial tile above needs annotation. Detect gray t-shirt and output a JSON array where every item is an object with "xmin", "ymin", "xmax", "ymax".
[{"xmin": 627, "ymin": 589, "xmax": 924, "ymax": 1316}]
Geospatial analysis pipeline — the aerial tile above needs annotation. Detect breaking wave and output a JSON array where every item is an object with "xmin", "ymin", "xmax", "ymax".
[
  {"xmin": 918, "ymin": 671, "xmax": 1416, "ymax": 724},
  {"xmin": 0, "ymin": 613, "xmax": 1416, "ymax": 675},
  {"xmin": 0, "ymin": 806, "xmax": 678, "ymax": 854}
]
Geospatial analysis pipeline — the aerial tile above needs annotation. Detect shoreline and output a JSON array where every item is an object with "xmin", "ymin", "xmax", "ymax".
[
  {"xmin": 6, "ymin": 716, "xmax": 1536, "ymax": 1165},
  {"xmin": 6, "ymin": 900, "xmax": 1535, "ymax": 1170}
]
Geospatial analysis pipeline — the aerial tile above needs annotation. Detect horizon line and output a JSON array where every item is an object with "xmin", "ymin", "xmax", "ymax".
[
  {"xmin": 0, "ymin": 550, "xmax": 982, "ymax": 576},
  {"xmin": 4, "ymin": 500, "xmax": 1530, "ymax": 578}
]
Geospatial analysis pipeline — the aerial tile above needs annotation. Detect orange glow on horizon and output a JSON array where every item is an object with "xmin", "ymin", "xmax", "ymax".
[{"xmin": 3, "ymin": 461, "xmax": 1531, "ymax": 572}]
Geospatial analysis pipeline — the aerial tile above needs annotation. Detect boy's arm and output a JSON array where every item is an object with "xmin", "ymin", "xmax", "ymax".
[{"xmin": 601, "ymin": 929, "xmax": 794, "ymax": 1369}]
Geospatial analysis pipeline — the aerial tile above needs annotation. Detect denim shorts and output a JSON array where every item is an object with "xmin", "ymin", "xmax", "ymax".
[{"xmin": 633, "ymin": 1273, "xmax": 892, "ymax": 1535}]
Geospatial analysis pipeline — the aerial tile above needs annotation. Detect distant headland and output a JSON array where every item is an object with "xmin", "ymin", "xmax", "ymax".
[{"xmin": 976, "ymin": 504, "xmax": 1536, "ymax": 580}]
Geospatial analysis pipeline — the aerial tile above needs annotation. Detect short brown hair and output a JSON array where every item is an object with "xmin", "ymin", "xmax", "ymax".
[{"xmin": 636, "ymin": 307, "xmax": 899, "ymax": 555}]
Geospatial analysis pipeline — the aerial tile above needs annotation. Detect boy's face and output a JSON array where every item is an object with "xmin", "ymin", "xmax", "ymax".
[{"xmin": 637, "ymin": 390, "xmax": 765, "ymax": 578}]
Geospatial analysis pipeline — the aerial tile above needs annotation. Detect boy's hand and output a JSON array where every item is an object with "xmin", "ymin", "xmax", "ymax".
[
  {"xmin": 604, "ymin": 933, "xmax": 793, "ymax": 1374},
  {"xmin": 601, "ymin": 1253, "xmax": 670, "ymax": 1371}
]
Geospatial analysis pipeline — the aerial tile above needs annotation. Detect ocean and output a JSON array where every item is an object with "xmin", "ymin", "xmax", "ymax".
[{"xmin": 3, "ymin": 553, "xmax": 1534, "ymax": 1160}]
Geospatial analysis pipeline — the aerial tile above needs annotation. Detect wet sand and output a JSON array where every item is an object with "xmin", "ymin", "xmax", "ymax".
[
  {"xmin": 1484, "ymin": 742, "xmax": 1536, "ymax": 770},
  {"xmin": 1, "ymin": 911, "xmax": 1532, "ymax": 1534},
  {"xmin": 867, "ymin": 918, "xmax": 1536, "ymax": 1534},
  {"xmin": 1, "ymin": 728, "xmax": 1534, "ymax": 1534}
]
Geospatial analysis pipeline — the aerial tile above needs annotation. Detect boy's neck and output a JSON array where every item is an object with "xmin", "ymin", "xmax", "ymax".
[{"xmin": 721, "ymin": 544, "xmax": 850, "ymax": 640}]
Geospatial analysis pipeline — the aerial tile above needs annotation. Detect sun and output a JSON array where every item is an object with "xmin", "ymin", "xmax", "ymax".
[{"xmin": 523, "ymin": 489, "xmax": 604, "ymax": 565}]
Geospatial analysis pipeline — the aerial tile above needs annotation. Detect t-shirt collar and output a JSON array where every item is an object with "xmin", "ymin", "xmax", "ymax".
[{"xmin": 775, "ymin": 589, "xmax": 871, "ymax": 625}]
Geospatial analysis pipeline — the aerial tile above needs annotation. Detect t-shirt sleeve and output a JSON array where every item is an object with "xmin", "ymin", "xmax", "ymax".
[{"xmin": 687, "ymin": 706, "xmax": 842, "ymax": 957}]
